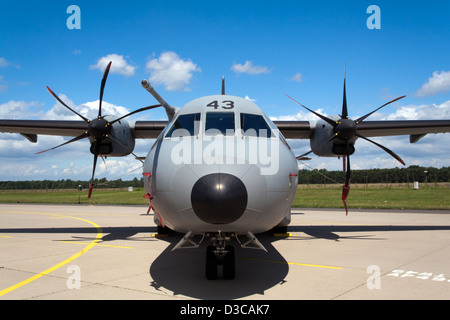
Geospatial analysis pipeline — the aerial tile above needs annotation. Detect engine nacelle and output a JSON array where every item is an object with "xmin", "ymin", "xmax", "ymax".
[
  {"xmin": 89, "ymin": 117, "xmax": 136, "ymax": 157},
  {"xmin": 310, "ymin": 118, "xmax": 355, "ymax": 157}
]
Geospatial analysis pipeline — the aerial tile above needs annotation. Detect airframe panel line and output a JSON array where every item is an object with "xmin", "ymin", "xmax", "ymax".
[{"xmin": 0, "ymin": 211, "xmax": 103, "ymax": 297}]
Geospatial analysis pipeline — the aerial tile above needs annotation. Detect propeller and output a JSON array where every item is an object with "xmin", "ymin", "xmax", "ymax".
[
  {"xmin": 38, "ymin": 61, "xmax": 161, "ymax": 198},
  {"xmin": 287, "ymin": 74, "xmax": 406, "ymax": 214}
]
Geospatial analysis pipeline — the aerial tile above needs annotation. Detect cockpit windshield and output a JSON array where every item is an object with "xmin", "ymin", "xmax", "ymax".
[
  {"xmin": 205, "ymin": 112, "xmax": 235, "ymax": 136},
  {"xmin": 166, "ymin": 113, "xmax": 201, "ymax": 137},
  {"xmin": 166, "ymin": 111, "xmax": 273, "ymax": 139},
  {"xmin": 240, "ymin": 113, "xmax": 273, "ymax": 138}
]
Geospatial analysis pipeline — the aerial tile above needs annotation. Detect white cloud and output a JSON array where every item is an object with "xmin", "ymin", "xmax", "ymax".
[
  {"xmin": 270, "ymin": 108, "xmax": 328, "ymax": 122},
  {"xmin": 415, "ymin": 71, "xmax": 450, "ymax": 97},
  {"xmin": 0, "ymin": 57, "xmax": 20, "ymax": 69},
  {"xmin": 43, "ymin": 93, "xmax": 130, "ymax": 121},
  {"xmin": 383, "ymin": 100, "xmax": 450, "ymax": 120},
  {"xmin": 90, "ymin": 54, "xmax": 137, "ymax": 77},
  {"xmin": 290, "ymin": 73, "xmax": 303, "ymax": 82},
  {"xmin": 146, "ymin": 51, "xmax": 201, "ymax": 91},
  {"xmin": 0, "ymin": 100, "xmax": 42, "ymax": 119},
  {"xmin": 77, "ymin": 100, "xmax": 129, "ymax": 119},
  {"xmin": 231, "ymin": 61, "xmax": 270, "ymax": 75}
]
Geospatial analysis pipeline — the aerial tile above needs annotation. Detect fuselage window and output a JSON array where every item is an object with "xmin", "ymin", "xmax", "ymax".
[
  {"xmin": 240, "ymin": 113, "xmax": 273, "ymax": 138},
  {"xmin": 205, "ymin": 112, "xmax": 235, "ymax": 136},
  {"xmin": 166, "ymin": 113, "xmax": 201, "ymax": 137}
]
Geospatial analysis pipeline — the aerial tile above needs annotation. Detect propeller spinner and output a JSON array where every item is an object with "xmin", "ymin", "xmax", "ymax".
[
  {"xmin": 38, "ymin": 61, "xmax": 161, "ymax": 198},
  {"xmin": 287, "ymin": 75, "xmax": 406, "ymax": 214}
]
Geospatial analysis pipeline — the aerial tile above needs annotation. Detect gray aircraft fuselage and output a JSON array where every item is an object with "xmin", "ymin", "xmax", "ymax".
[{"xmin": 142, "ymin": 95, "xmax": 298, "ymax": 235}]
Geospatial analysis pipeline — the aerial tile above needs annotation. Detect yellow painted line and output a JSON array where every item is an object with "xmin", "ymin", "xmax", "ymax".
[
  {"xmin": 241, "ymin": 257, "xmax": 342, "ymax": 270},
  {"xmin": 0, "ymin": 212, "xmax": 102, "ymax": 297},
  {"xmin": 274, "ymin": 233, "xmax": 292, "ymax": 237},
  {"xmin": 58, "ymin": 241, "xmax": 133, "ymax": 249},
  {"xmin": 0, "ymin": 235, "xmax": 12, "ymax": 238},
  {"xmin": 286, "ymin": 261, "xmax": 342, "ymax": 270},
  {"xmin": 150, "ymin": 233, "xmax": 168, "ymax": 237}
]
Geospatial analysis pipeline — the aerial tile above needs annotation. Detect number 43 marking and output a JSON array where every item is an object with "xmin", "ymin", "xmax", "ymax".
[{"xmin": 206, "ymin": 100, "xmax": 234, "ymax": 109}]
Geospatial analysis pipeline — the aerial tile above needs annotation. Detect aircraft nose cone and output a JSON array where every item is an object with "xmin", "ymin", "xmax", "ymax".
[{"xmin": 191, "ymin": 173, "xmax": 248, "ymax": 224}]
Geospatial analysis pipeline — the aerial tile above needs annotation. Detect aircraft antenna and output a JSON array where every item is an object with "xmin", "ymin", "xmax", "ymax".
[{"xmin": 221, "ymin": 76, "xmax": 225, "ymax": 95}]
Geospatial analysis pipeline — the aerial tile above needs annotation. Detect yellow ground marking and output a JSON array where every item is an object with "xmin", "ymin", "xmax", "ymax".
[
  {"xmin": 274, "ymin": 233, "xmax": 292, "ymax": 237},
  {"xmin": 0, "ymin": 211, "xmax": 103, "ymax": 297},
  {"xmin": 0, "ymin": 235, "xmax": 12, "ymax": 238},
  {"xmin": 241, "ymin": 257, "xmax": 342, "ymax": 270},
  {"xmin": 58, "ymin": 241, "xmax": 133, "ymax": 249},
  {"xmin": 150, "ymin": 233, "xmax": 168, "ymax": 237}
]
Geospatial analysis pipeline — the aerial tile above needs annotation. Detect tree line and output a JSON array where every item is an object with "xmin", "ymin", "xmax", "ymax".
[
  {"xmin": 298, "ymin": 165, "xmax": 450, "ymax": 185},
  {"xmin": 0, "ymin": 166, "xmax": 449, "ymax": 190},
  {"xmin": 0, "ymin": 177, "xmax": 144, "ymax": 190}
]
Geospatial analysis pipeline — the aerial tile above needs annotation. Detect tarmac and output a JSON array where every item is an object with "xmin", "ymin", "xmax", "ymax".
[{"xmin": 1, "ymin": 203, "xmax": 450, "ymax": 301}]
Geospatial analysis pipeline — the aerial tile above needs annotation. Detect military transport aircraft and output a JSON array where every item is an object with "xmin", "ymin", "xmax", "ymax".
[{"xmin": 1, "ymin": 61, "xmax": 450, "ymax": 280}]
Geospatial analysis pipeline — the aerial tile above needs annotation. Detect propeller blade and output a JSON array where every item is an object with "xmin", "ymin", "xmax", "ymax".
[
  {"xmin": 341, "ymin": 142, "xmax": 352, "ymax": 215},
  {"xmin": 109, "ymin": 104, "xmax": 162, "ymax": 125},
  {"xmin": 35, "ymin": 132, "xmax": 89, "ymax": 154},
  {"xmin": 46, "ymin": 86, "xmax": 90, "ymax": 123},
  {"xmin": 341, "ymin": 78, "xmax": 348, "ymax": 119},
  {"xmin": 88, "ymin": 141, "xmax": 100, "ymax": 198},
  {"xmin": 342, "ymin": 185, "xmax": 350, "ymax": 215},
  {"xmin": 355, "ymin": 95, "xmax": 406, "ymax": 124},
  {"xmin": 285, "ymin": 94, "xmax": 337, "ymax": 127},
  {"xmin": 344, "ymin": 143, "xmax": 351, "ymax": 188},
  {"xmin": 296, "ymin": 134, "xmax": 338, "ymax": 160},
  {"xmin": 98, "ymin": 61, "xmax": 112, "ymax": 119},
  {"xmin": 356, "ymin": 133, "xmax": 405, "ymax": 165}
]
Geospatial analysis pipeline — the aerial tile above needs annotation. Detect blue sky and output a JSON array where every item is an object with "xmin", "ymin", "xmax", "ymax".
[{"xmin": 1, "ymin": 0, "xmax": 450, "ymax": 181}]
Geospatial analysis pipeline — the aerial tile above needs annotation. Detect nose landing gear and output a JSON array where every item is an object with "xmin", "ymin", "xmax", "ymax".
[
  {"xmin": 205, "ymin": 231, "xmax": 267, "ymax": 280},
  {"xmin": 172, "ymin": 231, "xmax": 266, "ymax": 280},
  {"xmin": 206, "ymin": 233, "xmax": 235, "ymax": 280}
]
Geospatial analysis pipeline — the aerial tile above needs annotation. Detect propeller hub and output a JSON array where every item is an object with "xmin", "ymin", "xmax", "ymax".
[
  {"xmin": 334, "ymin": 119, "xmax": 356, "ymax": 140},
  {"xmin": 88, "ymin": 118, "xmax": 110, "ymax": 139}
]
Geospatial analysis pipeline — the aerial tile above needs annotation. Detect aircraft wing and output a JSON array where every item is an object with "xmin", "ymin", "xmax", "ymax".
[
  {"xmin": 2, "ymin": 119, "xmax": 450, "ymax": 142},
  {"xmin": 272, "ymin": 119, "xmax": 450, "ymax": 141},
  {"xmin": 273, "ymin": 120, "xmax": 310, "ymax": 139},
  {"xmin": 0, "ymin": 119, "xmax": 169, "ymax": 141},
  {"xmin": 356, "ymin": 120, "xmax": 450, "ymax": 142},
  {"xmin": 132, "ymin": 121, "xmax": 168, "ymax": 139},
  {"xmin": 0, "ymin": 120, "xmax": 88, "ymax": 142}
]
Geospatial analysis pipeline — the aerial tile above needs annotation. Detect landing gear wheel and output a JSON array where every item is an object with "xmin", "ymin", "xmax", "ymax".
[
  {"xmin": 205, "ymin": 245, "xmax": 217, "ymax": 280},
  {"xmin": 223, "ymin": 245, "xmax": 235, "ymax": 280}
]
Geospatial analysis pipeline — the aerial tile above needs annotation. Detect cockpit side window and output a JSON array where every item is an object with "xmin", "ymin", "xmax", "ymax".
[
  {"xmin": 166, "ymin": 113, "xmax": 201, "ymax": 138},
  {"xmin": 240, "ymin": 113, "xmax": 273, "ymax": 138},
  {"xmin": 205, "ymin": 112, "xmax": 235, "ymax": 136}
]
